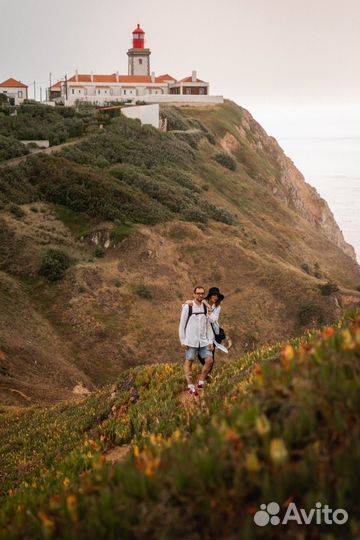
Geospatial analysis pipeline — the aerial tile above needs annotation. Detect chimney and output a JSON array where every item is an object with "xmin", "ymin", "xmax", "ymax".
[
  {"xmin": 151, "ymin": 71, "xmax": 155, "ymax": 83},
  {"xmin": 75, "ymin": 69, "xmax": 79, "ymax": 82},
  {"xmin": 192, "ymin": 70, "xmax": 197, "ymax": 82},
  {"xmin": 116, "ymin": 70, "xmax": 119, "ymax": 82},
  {"xmin": 90, "ymin": 70, "xmax": 94, "ymax": 82}
]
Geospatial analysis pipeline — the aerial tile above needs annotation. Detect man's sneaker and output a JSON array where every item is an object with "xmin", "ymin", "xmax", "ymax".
[
  {"xmin": 197, "ymin": 383, "xmax": 205, "ymax": 393},
  {"xmin": 188, "ymin": 386, "xmax": 198, "ymax": 397}
]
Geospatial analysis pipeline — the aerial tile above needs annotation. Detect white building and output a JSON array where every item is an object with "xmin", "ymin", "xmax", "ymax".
[
  {"xmin": 0, "ymin": 78, "xmax": 28, "ymax": 105},
  {"xmin": 50, "ymin": 25, "xmax": 223, "ymax": 106}
]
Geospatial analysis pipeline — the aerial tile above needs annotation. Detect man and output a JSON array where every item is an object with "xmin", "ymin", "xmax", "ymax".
[{"xmin": 179, "ymin": 285, "xmax": 214, "ymax": 396}]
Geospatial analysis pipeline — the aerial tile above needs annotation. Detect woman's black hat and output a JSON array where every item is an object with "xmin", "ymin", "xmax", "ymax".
[{"xmin": 205, "ymin": 287, "xmax": 225, "ymax": 301}]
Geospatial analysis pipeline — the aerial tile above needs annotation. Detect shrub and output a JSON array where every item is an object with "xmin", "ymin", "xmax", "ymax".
[
  {"xmin": 301, "ymin": 263, "xmax": 311, "ymax": 274},
  {"xmin": 39, "ymin": 249, "xmax": 73, "ymax": 281},
  {"xmin": 8, "ymin": 204, "xmax": 25, "ymax": 218},
  {"xmin": 298, "ymin": 303, "xmax": 324, "ymax": 326},
  {"xmin": 94, "ymin": 247, "xmax": 105, "ymax": 258},
  {"xmin": 319, "ymin": 281, "xmax": 339, "ymax": 296},
  {"xmin": 212, "ymin": 151, "xmax": 237, "ymax": 171},
  {"xmin": 136, "ymin": 284, "xmax": 153, "ymax": 299},
  {"xmin": 0, "ymin": 135, "xmax": 29, "ymax": 161}
]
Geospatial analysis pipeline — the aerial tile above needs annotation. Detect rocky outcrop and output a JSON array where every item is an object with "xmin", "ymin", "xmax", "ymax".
[
  {"xmin": 269, "ymin": 136, "xmax": 356, "ymax": 260},
  {"xmin": 238, "ymin": 108, "xmax": 356, "ymax": 260}
]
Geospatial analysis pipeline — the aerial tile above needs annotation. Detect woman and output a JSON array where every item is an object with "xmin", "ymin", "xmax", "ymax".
[{"xmin": 185, "ymin": 286, "xmax": 227, "ymax": 382}]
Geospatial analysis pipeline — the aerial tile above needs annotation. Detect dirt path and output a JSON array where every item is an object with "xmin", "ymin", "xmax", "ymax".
[
  {"xmin": 178, "ymin": 389, "xmax": 209, "ymax": 416},
  {"xmin": 0, "ymin": 138, "xmax": 86, "ymax": 168},
  {"xmin": 103, "ymin": 444, "xmax": 131, "ymax": 464}
]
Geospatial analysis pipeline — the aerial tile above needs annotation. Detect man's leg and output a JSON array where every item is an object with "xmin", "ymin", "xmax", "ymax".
[
  {"xmin": 198, "ymin": 346, "xmax": 214, "ymax": 386},
  {"xmin": 184, "ymin": 347, "xmax": 197, "ymax": 392},
  {"xmin": 184, "ymin": 359, "xmax": 194, "ymax": 385}
]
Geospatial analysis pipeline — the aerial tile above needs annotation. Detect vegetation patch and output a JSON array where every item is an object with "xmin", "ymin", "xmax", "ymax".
[
  {"xmin": 94, "ymin": 247, "xmax": 105, "ymax": 258},
  {"xmin": 136, "ymin": 284, "xmax": 153, "ymax": 299},
  {"xmin": 298, "ymin": 302, "xmax": 324, "ymax": 326},
  {"xmin": 213, "ymin": 151, "xmax": 237, "ymax": 171},
  {"xmin": 52, "ymin": 204, "xmax": 93, "ymax": 237},
  {"xmin": 39, "ymin": 248, "xmax": 74, "ymax": 281},
  {"xmin": 319, "ymin": 281, "xmax": 339, "ymax": 296},
  {"xmin": 8, "ymin": 203, "xmax": 25, "ymax": 219},
  {"xmin": 0, "ymin": 102, "xmax": 107, "ymax": 147},
  {"xmin": 0, "ymin": 135, "xmax": 29, "ymax": 162},
  {"xmin": 110, "ymin": 224, "xmax": 133, "ymax": 243},
  {"xmin": 0, "ymin": 313, "xmax": 358, "ymax": 539}
]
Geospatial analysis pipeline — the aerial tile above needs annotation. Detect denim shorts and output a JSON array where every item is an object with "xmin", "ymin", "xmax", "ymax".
[{"xmin": 185, "ymin": 345, "xmax": 213, "ymax": 362}]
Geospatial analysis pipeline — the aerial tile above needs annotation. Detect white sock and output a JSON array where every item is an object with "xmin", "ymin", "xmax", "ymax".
[
  {"xmin": 188, "ymin": 383, "xmax": 195, "ymax": 390},
  {"xmin": 199, "ymin": 380, "xmax": 205, "ymax": 385}
]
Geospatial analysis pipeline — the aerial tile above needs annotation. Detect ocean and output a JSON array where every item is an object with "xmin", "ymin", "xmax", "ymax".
[{"xmin": 277, "ymin": 136, "xmax": 360, "ymax": 264}]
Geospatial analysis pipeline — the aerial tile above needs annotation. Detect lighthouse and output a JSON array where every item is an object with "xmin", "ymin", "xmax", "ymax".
[{"xmin": 127, "ymin": 24, "xmax": 151, "ymax": 76}]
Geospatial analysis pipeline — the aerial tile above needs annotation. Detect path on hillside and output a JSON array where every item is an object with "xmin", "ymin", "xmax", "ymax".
[{"xmin": 0, "ymin": 138, "xmax": 87, "ymax": 168}]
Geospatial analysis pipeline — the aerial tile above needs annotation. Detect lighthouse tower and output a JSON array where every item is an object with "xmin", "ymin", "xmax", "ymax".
[{"xmin": 127, "ymin": 24, "xmax": 151, "ymax": 76}]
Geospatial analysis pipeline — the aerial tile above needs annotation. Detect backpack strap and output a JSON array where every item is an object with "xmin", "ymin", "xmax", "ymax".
[
  {"xmin": 184, "ymin": 303, "xmax": 207, "ymax": 331},
  {"xmin": 184, "ymin": 305, "xmax": 192, "ymax": 332}
]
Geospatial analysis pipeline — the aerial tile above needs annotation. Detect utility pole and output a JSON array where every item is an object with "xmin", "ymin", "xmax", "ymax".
[
  {"xmin": 33, "ymin": 80, "xmax": 36, "ymax": 101},
  {"xmin": 40, "ymin": 87, "xmax": 42, "ymax": 102},
  {"xmin": 49, "ymin": 72, "xmax": 52, "ymax": 102},
  {"xmin": 64, "ymin": 74, "xmax": 68, "ymax": 101}
]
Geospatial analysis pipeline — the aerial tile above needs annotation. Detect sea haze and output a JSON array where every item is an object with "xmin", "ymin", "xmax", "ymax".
[{"xmin": 278, "ymin": 136, "xmax": 360, "ymax": 263}]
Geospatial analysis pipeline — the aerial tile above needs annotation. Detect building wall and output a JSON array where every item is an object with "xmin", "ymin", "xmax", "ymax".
[
  {"xmin": 0, "ymin": 87, "xmax": 27, "ymax": 105},
  {"xmin": 139, "ymin": 94, "xmax": 223, "ymax": 104},
  {"xmin": 63, "ymin": 82, "xmax": 167, "ymax": 105},
  {"xmin": 182, "ymin": 86, "xmax": 208, "ymax": 95},
  {"xmin": 127, "ymin": 49, "xmax": 151, "ymax": 76},
  {"xmin": 121, "ymin": 104, "xmax": 159, "ymax": 129}
]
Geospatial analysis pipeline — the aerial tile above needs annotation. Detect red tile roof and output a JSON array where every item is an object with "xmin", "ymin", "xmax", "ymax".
[
  {"xmin": 178, "ymin": 76, "xmax": 206, "ymax": 83},
  {"xmin": 156, "ymin": 74, "xmax": 176, "ymax": 82},
  {"xmin": 68, "ymin": 74, "xmax": 117, "ymax": 83},
  {"xmin": 0, "ymin": 78, "xmax": 28, "ymax": 88},
  {"xmin": 119, "ymin": 75, "xmax": 152, "ymax": 83},
  {"xmin": 50, "ymin": 81, "xmax": 63, "ymax": 89},
  {"xmin": 67, "ymin": 74, "xmax": 171, "ymax": 85}
]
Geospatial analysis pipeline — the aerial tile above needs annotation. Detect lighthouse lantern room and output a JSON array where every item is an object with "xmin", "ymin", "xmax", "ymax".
[{"xmin": 127, "ymin": 24, "xmax": 151, "ymax": 76}]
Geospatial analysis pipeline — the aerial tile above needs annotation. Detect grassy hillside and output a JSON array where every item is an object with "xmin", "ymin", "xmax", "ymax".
[
  {"xmin": 0, "ymin": 100, "xmax": 358, "ymax": 405},
  {"xmin": 0, "ymin": 313, "xmax": 358, "ymax": 539}
]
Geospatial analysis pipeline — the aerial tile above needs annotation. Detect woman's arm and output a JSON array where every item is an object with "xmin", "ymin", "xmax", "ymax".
[{"xmin": 208, "ymin": 305, "xmax": 221, "ymax": 323}]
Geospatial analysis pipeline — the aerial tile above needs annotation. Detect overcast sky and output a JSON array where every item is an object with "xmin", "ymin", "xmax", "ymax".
[{"xmin": 1, "ymin": 0, "xmax": 359, "ymax": 137}]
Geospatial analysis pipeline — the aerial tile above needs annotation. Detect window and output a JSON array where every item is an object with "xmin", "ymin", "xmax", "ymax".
[
  {"xmin": 199, "ymin": 88, "xmax": 205, "ymax": 95},
  {"xmin": 139, "ymin": 59, "xmax": 143, "ymax": 64},
  {"xmin": 124, "ymin": 90, "xmax": 126, "ymax": 95},
  {"xmin": 71, "ymin": 89, "xmax": 75, "ymax": 94},
  {"xmin": 186, "ymin": 88, "xmax": 192, "ymax": 95},
  {"xmin": 18, "ymin": 91, "xmax": 23, "ymax": 98},
  {"xmin": 98, "ymin": 90, "xmax": 100, "ymax": 94}
]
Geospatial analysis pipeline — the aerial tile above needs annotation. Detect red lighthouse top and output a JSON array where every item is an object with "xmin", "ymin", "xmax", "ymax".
[{"xmin": 132, "ymin": 24, "xmax": 145, "ymax": 49}]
